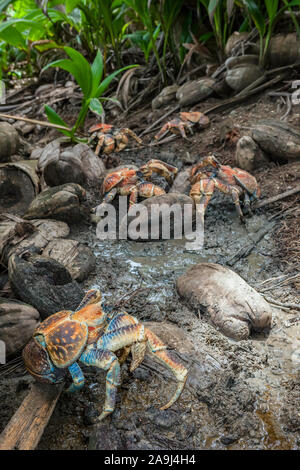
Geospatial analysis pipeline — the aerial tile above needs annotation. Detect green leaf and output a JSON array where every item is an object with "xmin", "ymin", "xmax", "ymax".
[
  {"xmin": 89, "ymin": 98, "xmax": 104, "ymax": 116},
  {"xmin": 44, "ymin": 106, "xmax": 72, "ymax": 137},
  {"xmin": 208, "ymin": 0, "xmax": 220, "ymax": 25},
  {"xmin": 0, "ymin": 25, "xmax": 26, "ymax": 48},
  {"xmin": 244, "ymin": 0, "xmax": 266, "ymax": 36},
  {"xmin": 66, "ymin": 0, "xmax": 81, "ymax": 13},
  {"xmin": 91, "ymin": 50, "xmax": 104, "ymax": 97},
  {"xmin": 63, "ymin": 47, "xmax": 92, "ymax": 97}
]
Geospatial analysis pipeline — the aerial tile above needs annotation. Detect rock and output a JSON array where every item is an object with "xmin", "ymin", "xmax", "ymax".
[
  {"xmin": 122, "ymin": 193, "xmax": 195, "ymax": 241},
  {"xmin": 0, "ymin": 298, "xmax": 39, "ymax": 356},
  {"xmin": 267, "ymin": 33, "xmax": 300, "ymax": 67},
  {"xmin": 89, "ymin": 423, "xmax": 126, "ymax": 450},
  {"xmin": 235, "ymin": 135, "xmax": 269, "ymax": 171},
  {"xmin": 152, "ymin": 84, "xmax": 179, "ymax": 109},
  {"xmin": 176, "ymin": 263, "xmax": 272, "ymax": 340},
  {"xmin": 225, "ymin": 32, "xmax": 251, "ymax": 57},
  {"xmin": 251, "ymin": 119, "xmax": 300, "ymax": 163},
  {"xmin": 0, "ymin": 216, "xmax": 70, "ymax": 266},
  {"xmin": 145, "ymin": 322, "xmax": 195, "ymax": 355},
  {"xmin": 43, "ymin": 239, "xmax": 96, "ymax": 282},
  {"xmin": 176, "ymin": 78, "xmax": 215, "ymax": 106},
  {"xmin": 169, "ymin": 168, "xmax": 191, "ymax": 195},
  {"xmin": 24, "ymin": 183, "xmax": 86, "ymax": 223},
  {"xmin": 0, "ymin": 122, "xmax": 19, "ymax": 162},
  {"xmin": 8, "ymin": 254, "xmax": 85, "ymax": 319},
  {"xmin": 0, "ymin": 160, "xmax": 40, "ymax": 216},
  {"xmin": 40, "ymin": 143, "xmax": 105, "ymax": 187},
  {"xmin": 225, "ymin": 55, "xmax": 264, "ymax": 92}
]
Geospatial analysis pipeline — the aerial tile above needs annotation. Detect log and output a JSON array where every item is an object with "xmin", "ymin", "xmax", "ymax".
[
  {"xmin": 0, "ymin": 160, "xmax": 40, "ymax": 216},
  {"xmin": 251, "ymin": 120, "xmax": 300, "ymax": 162},
  {"xmin": 0, "ymin": 382, "xmax": 63, "ymax": 450}
]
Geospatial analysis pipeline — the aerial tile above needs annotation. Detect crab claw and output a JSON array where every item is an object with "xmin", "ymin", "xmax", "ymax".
[{"xmin": 139, "ymin": 159, "xmax": 178, "ymax": 184}]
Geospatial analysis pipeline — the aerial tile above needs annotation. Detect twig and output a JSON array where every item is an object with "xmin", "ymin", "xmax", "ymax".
[
  {"xmin": 262, "ymin": 295, "xmax": 300, "ymax": 312},
  {"xmin": 204, "ymin": 74, "xmax": 287, "ymax": 116},
  {"xmin": 225, "ymin": 222, "xmax": 277, "ymax": 266},
  {"xmin": 253, "ymin": 185, "xmax": 300, "ymax": 209},
  {"xmin": 0, "ymin": 112, "xmax": 71, "ymax": 132}
]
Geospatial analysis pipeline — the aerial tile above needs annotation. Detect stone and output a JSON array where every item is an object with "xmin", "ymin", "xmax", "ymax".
[
  {"xmin": 24, "ymin": 183, "xmax": 86, "ymax": 223},
  {"xmin": 176, "ymin": 78, "xmax": 215, "ymax": 106},
  {"xmin": 152, "ymin": 84, "xmax": 179, "ymax": 109},
  {"xmin": 176, "ymin": 263, "xmax": 272, "ymax": 340},
  {"xmin": 235, "ymin": 135, "xmax": 269, "ymax": 171},
  {"xmin": 225, "ymin": 55, "xmax": 264, "ymax": 92},
  {"xmin": 0, "ymin": 298, "xmax": 39, "ymax": 356},
  {"xmin": 122, "ymin": 193, "xmax": 195, "ymax": 241}
]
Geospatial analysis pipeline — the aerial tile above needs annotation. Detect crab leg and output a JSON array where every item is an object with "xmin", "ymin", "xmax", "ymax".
[
  {"xmin": 213, "ymin": 179, "xmax": 245, "ymax": 222},
  {"xmin": 190, "ymin": 155, "xmax": 219, "ymax": 178},
  {"xmin": 67, "ymin": 362, "xmax": 85, "ymax": 392},
  {"xmin": 79, "ymin": 348, "xmax": 121, "ymax": 421},
  {"xmin": 96, "ymin": 323, "xmax": 188, "ymax": 410},
  {"xmin": 102, "ymin": 187, "xmax": 118, "ymax": 204},
  {"xmin": 144, "ymin": 328, "xmax": 188, "ymax": 410}
]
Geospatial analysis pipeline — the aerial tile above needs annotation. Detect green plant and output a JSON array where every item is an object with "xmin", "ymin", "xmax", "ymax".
[
  {"xmin": 43, "ymin": 46, "xmax": 137, "ymax": 141},
  {"xmin": 198, "ymin": 0, "xmax": 237, "ymax": 61},
  {"xmin": 158, "ymin": 0, "xmax": 184, "ymax": 71},
  {"xmin": 126, "ymin": 23, "xmax": 161, "ymax": 62},
  {"xmin": 242, "ymin": 0, "xmax": 300, "ymax": 65},
  {"xmin": 123, "ymin": 0, "xmax": 165, "ymax": 81}
]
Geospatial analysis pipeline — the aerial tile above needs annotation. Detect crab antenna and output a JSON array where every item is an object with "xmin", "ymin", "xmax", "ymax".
[{"xmin": 76, "ymin": 289, "xmax": 102, "ymax": 311}]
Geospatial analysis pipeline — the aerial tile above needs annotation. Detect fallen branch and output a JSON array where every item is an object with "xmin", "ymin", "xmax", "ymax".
[
  {"xmin": 225, "ymin": 222, "xmax": 277, "ymax": 266},
  {"xmin": 253, "ymin": 185, "xmax": 300, "ymax": 209},
  {"xmin": 204, "ymin": 74, "xmax": 287, "ymax": 115},
  {"xmin": 0, "ymin": 112, "xmax": 71, "ymax": 132},
  {"xmin": 0, "ymin": 382, "xmax": 63, "ymax": 450}
]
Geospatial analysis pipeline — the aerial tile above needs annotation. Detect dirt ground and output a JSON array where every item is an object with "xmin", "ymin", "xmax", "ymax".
[{"xmin": 0, "ymin": 91, "xmax": 299, "ymax": 450}]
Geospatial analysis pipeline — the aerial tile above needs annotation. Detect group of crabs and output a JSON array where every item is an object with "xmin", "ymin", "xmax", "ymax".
[
  {"xmin": 22, "ymin": 112, "xmax": 260, "ymax": 424},
  {"xmin": 89, "ymin": 111, "xmax": 260, "ymax": 223}
]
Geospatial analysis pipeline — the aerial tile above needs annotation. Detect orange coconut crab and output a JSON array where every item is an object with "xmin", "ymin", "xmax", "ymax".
[
  {"xmin": 189, "ymin": 155, "xmax": 261, "ymax": 223},
  {"xmin": 100, "ymin": 159, "xmax": 178, "ymax": 208},
  {"xmin": 88, "ymin": 123, "xmax": 142, "ymax": 155},
  {"xmin": 155, "ymin": 111, "xmax": 210, "ymax": 141},
  {"xmin": 22, "ymin": 289, "xmax": 188, "ymax": 422}
]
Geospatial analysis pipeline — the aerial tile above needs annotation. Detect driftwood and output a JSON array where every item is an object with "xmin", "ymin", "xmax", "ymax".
[
  {"xmin": 0, "ymin": 160, "xmax": 40, "ymax": 216},
  {"xmin": 0, "ymin": 382, "xmax": 64, "ymax": 450}
]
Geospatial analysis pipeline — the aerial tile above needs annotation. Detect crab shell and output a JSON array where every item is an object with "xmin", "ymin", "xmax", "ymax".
[
  {"xmin": 179, "ymin": 111, "xmax": 210, "ymax": 128},
  {"xmin": 218, "ymin": 166, "xmax": 261, "ymax": 198},
  {"xmin": 88, "ymin": 123, "xmax": 113, "ymax": 134},
  {"xmin": 101, "ymin": 168, "xmax": 138, "ymax": 195}
]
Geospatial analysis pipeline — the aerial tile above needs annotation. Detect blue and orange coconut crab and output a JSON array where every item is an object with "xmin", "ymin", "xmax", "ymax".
[{"xmin": 22, "ymin": 289, "xmax": 188, "ymax": 422}]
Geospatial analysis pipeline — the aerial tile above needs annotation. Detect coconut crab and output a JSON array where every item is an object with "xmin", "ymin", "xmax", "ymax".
[
  {"xmin": 100, "ymin": 159, "xmax": 178, "ymax": 208},
  {"xmin": 154, "ymin": 111, "xmax": 210, "ymax": 141},
  {"xmin": 88, "ymin": 123, "xmax": 142, "ymax": 155},
  {"xmin": 22, "ymin": 289, "xmax": 188, "ymax": 422},
  {"xmin": 189, "ymin": 155, "xmax": 260, "ymax": 223}
]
